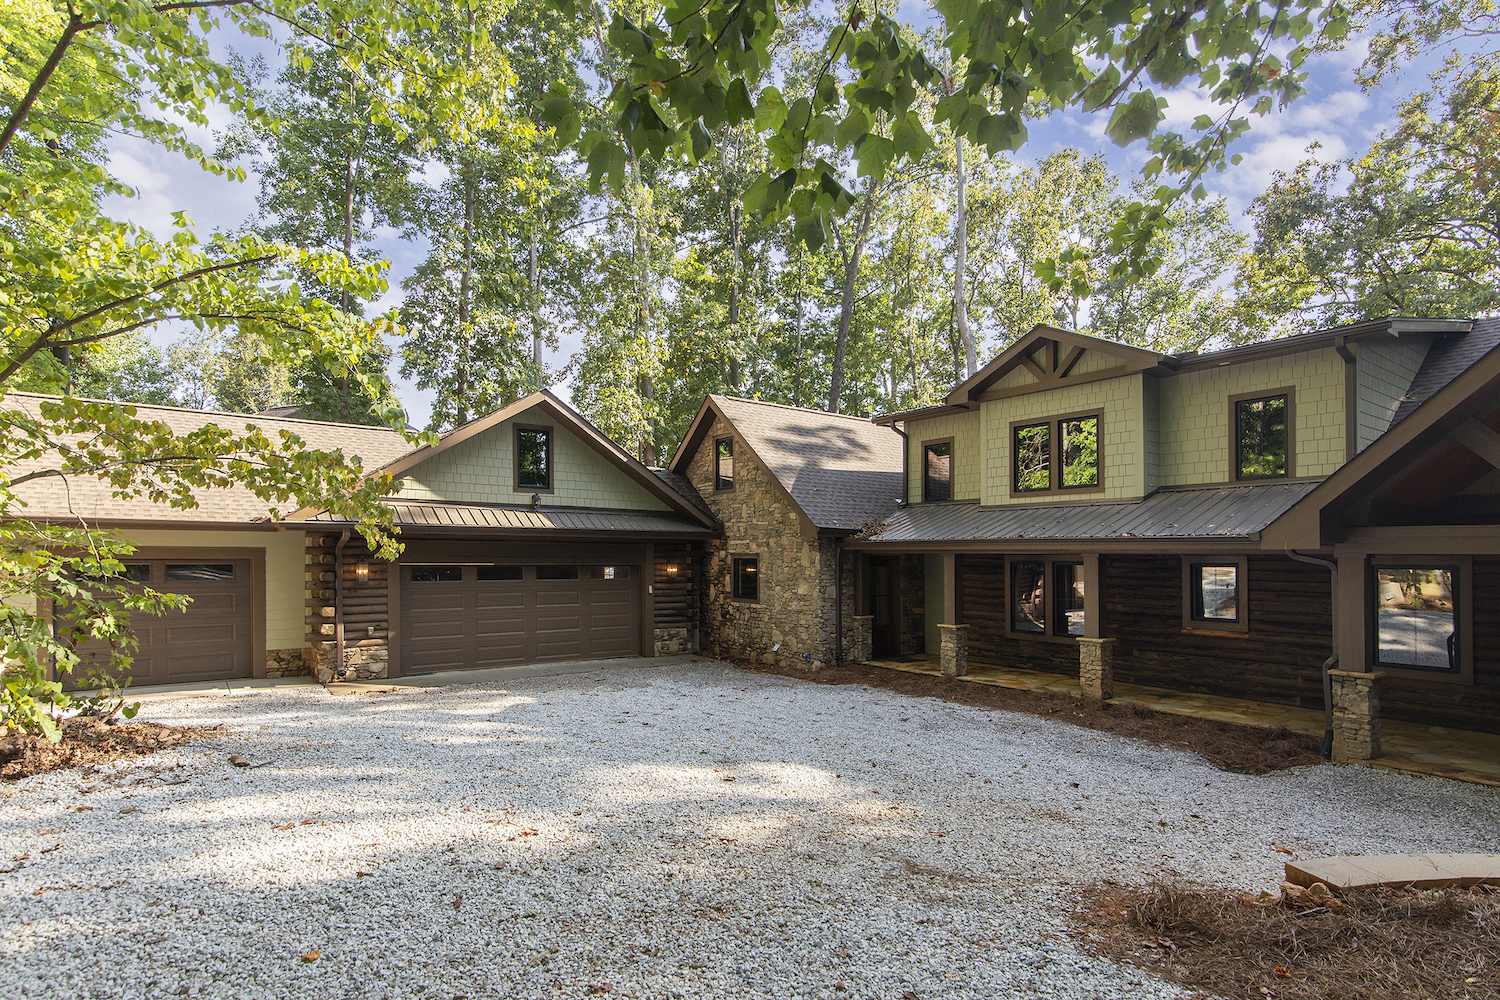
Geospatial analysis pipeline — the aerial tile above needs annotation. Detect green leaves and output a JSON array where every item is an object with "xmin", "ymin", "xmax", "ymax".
[{"xmin": 1106, "ymin": 90, "xmax": 1165, "ymax": 147}]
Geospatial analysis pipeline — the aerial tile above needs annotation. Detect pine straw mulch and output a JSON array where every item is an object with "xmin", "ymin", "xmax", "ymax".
[
  {"xmin": 1, "ymin": 718, "xmax": 218, "ymax": 781},
  {"xmin": 738, "ymin": 660, "xmax": 1325, "ymax": 775},
  {"xmin": 1073, "ymin": 879, "xmax": 1500, "ymax": 1000}
]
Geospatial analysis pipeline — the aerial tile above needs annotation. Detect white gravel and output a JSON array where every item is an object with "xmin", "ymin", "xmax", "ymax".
[{"xmin": 4, "ymin": 657, "xmax": 1498, "ymax": 1000}]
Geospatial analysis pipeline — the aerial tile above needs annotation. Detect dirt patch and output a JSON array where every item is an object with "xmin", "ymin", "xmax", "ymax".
[
  {"xmin": 1, "ymin": 719, "xmax": 217, "ymax": 781},
  {"xmin": 1074, "ymin": 880, "xmax": 1500, "ymax": 999},
  {"xmin": 740, "ymin": 661, "xmax": 1324, "ymax": 774}
]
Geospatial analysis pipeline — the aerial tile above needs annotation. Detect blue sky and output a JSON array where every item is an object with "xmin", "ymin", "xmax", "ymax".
[{"xmin": 98, "ymin": 16, "xmax": 1439, "ymax": 428}]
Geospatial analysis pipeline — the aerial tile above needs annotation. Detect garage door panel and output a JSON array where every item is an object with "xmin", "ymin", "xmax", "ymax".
[
  {"xmin": 163, "ymin": 652, "xmax": 243, "ymax": 682},
  {"xmin": 408, "ymin": 592, "xmax": 469, "ymax": 613},
  {"xmin": 476, "ymin": 589, "xmax": 527, "ymax": 611}
]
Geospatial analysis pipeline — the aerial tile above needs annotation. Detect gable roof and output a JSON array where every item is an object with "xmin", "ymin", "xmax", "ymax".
[
  {"xmin": 670, "ymin": 394, "xmax": 904, "ymax": 532},
  {"xmin": 946, "ymin": 324, "xmax": 1166, "ymax": 406},
  {"xmin": 1390, "ymin": 317, "xmax": 1500, "ymax": 427},
  {"xmin": 293, "ymin": 390, "xmax": 718, "ymax": 528},
  {"xmin": 1, "ymin": 392, "xmax": 413, "ymax": 525}
]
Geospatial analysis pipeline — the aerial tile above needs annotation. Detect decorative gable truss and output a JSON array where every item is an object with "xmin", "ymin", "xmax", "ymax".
[{"xmin": 946, "ymin": 325, "xmax": 1165, "ymax": 405}]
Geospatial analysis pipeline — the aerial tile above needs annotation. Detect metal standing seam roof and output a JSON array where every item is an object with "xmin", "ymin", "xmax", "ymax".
[
  {"xmin": 706, "ymin": 395, "xmax": 905, "ymax": 531},
  {"xmin": 310, "ymin": 500, "xmax": 717, "ymax": 535},
  {"xmin": 861, "ymin": 482, "xmax": 1320, "ymax": 544}
]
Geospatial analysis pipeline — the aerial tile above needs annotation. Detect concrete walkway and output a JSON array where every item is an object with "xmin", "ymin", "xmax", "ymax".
[{"xmin": 866, "ymin": 654, "xmax": 1500, "ymax": 788}]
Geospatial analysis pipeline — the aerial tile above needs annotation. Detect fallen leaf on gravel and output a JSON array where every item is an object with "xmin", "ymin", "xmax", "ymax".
[
  {"xmin": 301, "ymin": 948, "xmax": 322, "ymax": 962},
  {"xmin": 1273, "ymin": 843, "xmax": 1294, "ymax": 855},
  {"xmin": 40, "ymin": 843, "xmax": 61, "ymax": 854},
  {"xmin": 230, "ymin": 755, "xmax": 251, "ymax": 767},
  {"xmin": 356, "ymin": 871, "xmax": 373, "ymax": 877},
  {"xmin": 272, "ymin": 823, "xmax": 294, "ymax": 830},
  {"xmin": 119, "ymin": 807, "xmax": 137, "ymax": 814},
  {"xmin": 453, "ymin": 894, "xmax": 462, "ymax": 910},
  {"xmin": 11, "ymin": 853, "xmax": 28, "ymax": 862},
  {"xmin": 70, "ymin": 805, "xmax": 93, "ymax": 812},
  {"xmin": 587, "ymin": 986, "xmax": 612, "ymax": 995}
]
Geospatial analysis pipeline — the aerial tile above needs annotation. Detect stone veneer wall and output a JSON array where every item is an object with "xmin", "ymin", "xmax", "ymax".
[
  {"xmin": 687, "ymin": 413, "xmax": 856, "ymax": 670},
  {"xmin": 266, "ymin": 648, "xmax": 313, "ymax": 678}
]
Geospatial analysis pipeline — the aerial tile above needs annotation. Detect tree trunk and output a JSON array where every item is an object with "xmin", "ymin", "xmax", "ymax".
[
  {"xmin": 529, "ymin": 229, "xmax": 542, "ymax": 384},
  {"xmin": 455, "ymin": 169, "xmax": 474, "ymax": 426},
  {"xmin": 953, "ymin": 133, "xmax": 977, "ymax": 378},
  {"xmin": 726, "ymin": 176, "xmax": 742, "ymax": 391},
  {"xmin": 827, "ymin": 194, "xmax": 876, "ymax": 414}
]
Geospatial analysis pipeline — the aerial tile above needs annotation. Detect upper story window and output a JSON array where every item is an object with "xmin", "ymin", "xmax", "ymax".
[
  {"xmin": 516, "ymin": 426, "xmax": 552, "ymax": 491},
  {"xmin": 1012, "ymin": 413, "xmax": 1101, "ymax": 495},
  {"xmin": 715, "ymin": 437, "xmax": 734, "ymax": 490},
  {"xmin": 1233, "ymin": 391, "xmax": 1291, "ymax": 480},
  {"xmin": 922, "ymin": 439, "xmax": 952, "ymax": 501}
]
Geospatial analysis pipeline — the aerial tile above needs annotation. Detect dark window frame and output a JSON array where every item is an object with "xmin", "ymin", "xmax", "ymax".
[
  {"xmin": 921, "ymin": 437, "xmax": 955, "ymax": 502},
  {"xmin": 1009, "ymin": 410, "xmax": 1105, "ymax": 498},
  {"xmin": 1181, "ymin": 555, "xmax": 1250, "ymax": 633},
  {"xmin": 1367, "ymin": 555, "xmax": 1473, "ymax": 685},
  {"xmin": 1230, "ymin": 388, "xmax": 1295, "ymax": 482},
  {"xmin": 731, "ymin": 555, "xmax": 760, "ymax": 602},
  {"xmin": 514, "ymin": 423, "xmax": 554, "ymax": 493},
  {"xmin": 1052, "ymin": 561, "xmax": 1086, "ymax": 637},
  {"xmin": 1004, "ymin": 556, "xmax": 1086, "ymax": 643},
  {"xmin": 409, "ymin": 565, "xmax": 464, "ymax": 582},
  {"xmin": 714, "ymin": 436, "xmax": 735, "ymax": 491}
]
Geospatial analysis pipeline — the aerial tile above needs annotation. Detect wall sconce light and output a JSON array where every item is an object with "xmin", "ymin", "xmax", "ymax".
[
  {"xmin": 666, "ymin": 563, "xmax": 678, "ymax": 576},
  {"xmin": 355, "ymin": 558, "xmax": 369, "ymax": 582}
]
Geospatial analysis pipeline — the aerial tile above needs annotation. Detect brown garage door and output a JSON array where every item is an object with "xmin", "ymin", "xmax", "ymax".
[
  {"xmin": 65, "ymin": 558, "xmax": 254, "ymax": 687},
  {"xmin": 400, "ymin": 564, "xmax": 639, "ymax": 674}
]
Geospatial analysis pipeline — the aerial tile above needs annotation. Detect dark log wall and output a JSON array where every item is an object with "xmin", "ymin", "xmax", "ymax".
[
  {"xmin": 1105, "ymin": 554, "xmax": 1331, "ymax": 708},
  {"xmin": 305, "ymin": 532, "xmax": 389, "ymax": 673},
  {"xmin": 653, "ymin": 542, "xmax": 698, "ymax": 632},
  {"xmin": 1382, "ymin": 557, "xmax": 1500, "ymax": 733},
  {"xmin": 899, "ymin": 554, "xmax": 925, "ymax": 654},
  {"xmin": 961, "ymin": 555, "xmax": 1082, "ymax": 676}
]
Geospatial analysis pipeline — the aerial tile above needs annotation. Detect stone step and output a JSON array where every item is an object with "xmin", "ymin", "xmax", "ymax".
[{"xmin": 1286, "ymin": 853, "xmax": 1500, "ymax": 891}]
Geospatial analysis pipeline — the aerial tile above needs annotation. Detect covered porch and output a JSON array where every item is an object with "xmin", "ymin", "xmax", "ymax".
[{"xmin": 864, "ymin": 652, "xmax": 1500, "ymax": 787}]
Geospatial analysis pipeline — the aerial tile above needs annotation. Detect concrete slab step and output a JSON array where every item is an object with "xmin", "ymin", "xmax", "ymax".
[{"xmin": 1286, "ymin": 853, "xmax": 1500, "ymax": 891}]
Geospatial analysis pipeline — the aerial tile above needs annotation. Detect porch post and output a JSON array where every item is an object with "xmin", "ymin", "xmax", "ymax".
[
  {"xmin": 1078, "ymin": 554, "xmax": 1112, "ymax": 700},
  {"xmin": 939, "ymin": 552, "xmax": 967, "ymax": 676},
  {"xmin": 1329, "ymin": 670, "xmax": 1383, "ymax": 762}
]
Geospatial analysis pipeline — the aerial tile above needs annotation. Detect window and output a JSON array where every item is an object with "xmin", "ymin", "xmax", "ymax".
[
  {"xmin": 1373, "ymin": 566, "xmax": 1457, "ymax": 671},
  {"xmin": 1013, "ymin": 422, "xmax": 1051, "ymax": 492},
  {"xmin": 165, "ymin": 564, "xmax": 234, "ymax": 582},
  {"xmin": 922, "ymin": 440, "xmax": 953, "ymax": 501},
  {"xmin": 80, "ymin": 563, "xmax": 151, "ymax": 583},
  {"xmin": 477, "ymin": 565, "xmax": 523, "ymax": 581},
  {"xmin": 715, "ymin": 437, "xmax": 734, "ymax": 490},
  {"xmin": 1182, "ymin": 557, "xmax": 1248, "ymax": 632},
  {"xmin": 590, "ymin": 566, "xmax": 631, "ymax": 580},
  {"xmin": 1011, "ymin": 413, "xmax": 1102, "ymax": 495},
  {"xmin": 1053, "ymin": 562, "xmax": 1086, "ymax": 637},
  {"xmin": 732, "ymin": 557, "xmax": 759, "ymax": 601},
  {"xmin": 1010, "ymin": 560, "xmax": 1046, "ymax": 633},
  {"xmin": 1059, "ymin": 415, "xmax": 1099, "ymax": 488},
  {"xmin": 536, "ymin": 565, "xmax": 578, "ymax": 580},
  {"xmin": 516, "ymin": 426, "xmax": 552, "ymax": 491},
  {"xmin": 410, "ymin": 565, "xmax": 463, "ymax": 582},
  {"xmin": 1233, "ymin": 391, "xmax": 1291, "ymax": 480}
]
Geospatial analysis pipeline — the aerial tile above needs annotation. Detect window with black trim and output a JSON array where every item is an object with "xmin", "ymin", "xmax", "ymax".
[
  {"xmin": 715, "ymin": 437, "xmax": 734, "ymax": 490},
  {"xmin": 516, "ymin": 426, "xmax": 552, "ymax": 490},
  {"xmin": 80, "ymin": 563, "xmax": 151, "ymax": 584},
  {"xmin": 1182, "ymin": 557, "xmax": 1248, "ymax": 632},
  {"xmin": 1234, "ymin": 393, "xmax": 1289, "ymax": 480},
  {"xmin": 1008, "ymin": 557, "xmax": 1087, "ymax": 638},
  {"xmin": 1373, "ymin": 566, "xmax": 1458, "ymax": 671},
  {"xmin": 411, "ymin": 566, "xmax": 463, "ymax": 582},
  {"xmin": 477, "ymin": 565, "xmax": 523, "ymax": 581},
  {"xmin": 732, "ymin": 557, "xmax": 759, "ymax": 600},
  {"xmin": 1053, "ymin": 562, "xmax": 1086, "ymax": 636},
  {"xmin": 1010, "ymin": 560, "xmax": 1046, "ymax": 633},
  {"xmin": 923, "ymin": 440, "xmax": 952, "ymax": 501},
  {"xmin": 1011, "ymin": 413, "xmax": 1101, "ymax": 495}
]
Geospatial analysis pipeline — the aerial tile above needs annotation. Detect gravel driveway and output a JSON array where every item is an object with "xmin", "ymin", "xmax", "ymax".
[{"xmin": 4, "ymin": 658, "xmax": 1498, "ymax": 1000}]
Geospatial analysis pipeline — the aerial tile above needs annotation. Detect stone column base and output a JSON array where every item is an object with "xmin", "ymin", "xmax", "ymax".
[
  {"xmin": 849, "ymin": 616, "xmax": 873, "ymax": 663},
  {"xmin": 938, "ymin": 624, "xmax": 968, "ymax": 677},
  {"xmin": 1077, "ymin": 637, "xmax": 1116, "ymax": 701},
  {"xmin": 1330, "ymin": 669, "xmax": 1382, "ymax": 762}
]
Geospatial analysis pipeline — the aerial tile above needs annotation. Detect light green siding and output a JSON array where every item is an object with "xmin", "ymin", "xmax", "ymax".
[
  {"xmin": 397, "ymin": 413, "xmax": 669, "ymax": 511},
  {"xmin": 1354, "ymin": 338, "xmax": 1428, "ymax": 452},
  {"xmin": 1155, "ymin": 346, "xmax": 1346, "ymax": 484},
  {"xmin": 114, "ymin": 528, "xmax": 306, "ymax": 650},
  {"xmin": 980, "ymin": 374, "xmax": 1147, "ymax": 504},
  {"xmin": 906, "ymin": 409, "xmax": 983, "ymax": 503}
]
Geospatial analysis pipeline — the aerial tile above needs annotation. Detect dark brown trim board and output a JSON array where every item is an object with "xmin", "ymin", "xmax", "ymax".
[
  {"xmin": 1229, "ymin": 387, "xmax": 1296, "ymax": 482},
  {"xmin": 1181, "ymin": 554, "xmax": 1250, "ymax": 634}
]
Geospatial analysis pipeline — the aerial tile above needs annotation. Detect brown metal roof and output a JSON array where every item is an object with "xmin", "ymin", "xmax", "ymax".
[
  {"xmin": 310, "ymin": 500, "xmax": 717, "ymax": 537},
  {"xmin": 859, "ymin": 482, "xmax": 1319, "ymax": 545},
  {"xmin": 2, "ymin": 392, "xmax": 414, "ymax": 524}
]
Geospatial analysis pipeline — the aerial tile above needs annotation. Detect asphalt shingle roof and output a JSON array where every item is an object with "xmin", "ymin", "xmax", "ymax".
[
  {"xmin": 2, "ymin": 393, "xmax": 413, "ymax": 524},
  {"xmin": 865, "ymin": 482, "xmax": 1319, "ymax": 544},
  {"xmin": 1391, "ymin": 316, "xmax": 1500, "ymax": 427},
  {"xmin": 649, "ymin": 467, "xmax": 716, "ymax": 522},
  {"xmin": 709, "ymin": 395, "xmax": 905, "ymax": 532}
]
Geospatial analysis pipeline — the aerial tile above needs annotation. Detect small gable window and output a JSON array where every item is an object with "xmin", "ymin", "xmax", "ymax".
[
  {"xmin": 922, "ymin": 440, "xmax": 952, "ymax": 501},
  {"xmin": 1233, "ymin": 392, "xmax": 1291, "ymax": 480},
  {"xmin": 516, "ymin": 426, "xmax": 552, "ymax": 491},
  {"xmin": 732, "ymin": 556, "xmax": 759, "ymax": 600},
  {"xmin": 715, "ymin": 437, "xmax": 734, "ymax": 491}
]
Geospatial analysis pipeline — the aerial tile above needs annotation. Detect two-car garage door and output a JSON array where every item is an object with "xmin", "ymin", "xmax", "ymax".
[{"xmin": 400, "ymin": 564, "xmax": 639, "ymax": 674}]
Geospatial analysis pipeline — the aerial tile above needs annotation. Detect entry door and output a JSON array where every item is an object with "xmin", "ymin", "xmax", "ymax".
[{"xmin": 869, "ymin": 557, "xmax": 900, "ymax": 657}]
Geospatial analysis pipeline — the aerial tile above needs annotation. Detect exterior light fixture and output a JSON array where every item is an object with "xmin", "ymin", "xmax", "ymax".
[
  {"xmin": 355, "ymin": 558, "xmax": 369, "ymax": 582},
  {"xmin": 667, "ymin": 563, "xmax": 678, "ymax": 576}
]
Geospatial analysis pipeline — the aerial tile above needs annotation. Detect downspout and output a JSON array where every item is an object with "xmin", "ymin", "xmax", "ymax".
[
  {"xmin": 893, "ymin": 421, "xmax": 909, "ymax": 503},
  {"xmin": 1285, "ymin": 547, "xmax": 1337, "ymax": 758},
  {"xmin": 334, "ymin": 527, "xmax": 351, "ymax": 681},
  {"xmin": 834, "ymin": 536, "xmax": 844, "ymax": 668}
]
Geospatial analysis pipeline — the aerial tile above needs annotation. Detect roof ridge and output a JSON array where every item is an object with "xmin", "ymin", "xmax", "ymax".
[
  {"xmin": 711, "ymin": 393, "xmax": 884, "ymax": 423},
  {"xmin": 1, "ymin": 390, "xmax": 409, "ymax": 434}
]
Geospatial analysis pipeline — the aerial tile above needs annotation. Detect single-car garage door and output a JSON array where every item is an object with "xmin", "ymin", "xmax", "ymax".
[
  {"xmin": 400, "ymin": 564, "xmax": 639, "ymax": 674},
  {"xmin": 66, "ymin": 557, "xmax": 254, "ymax": 687}
]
